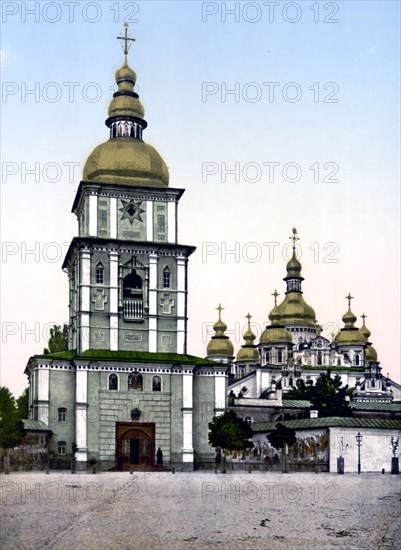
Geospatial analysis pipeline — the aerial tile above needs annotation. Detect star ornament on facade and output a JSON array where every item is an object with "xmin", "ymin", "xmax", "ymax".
[{"xmin": 119, "ymin": 199, "xmax": 145, "ymax": 225}]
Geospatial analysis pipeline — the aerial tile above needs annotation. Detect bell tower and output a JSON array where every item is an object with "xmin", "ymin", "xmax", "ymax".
[{"xmin": 62, "ymin": 25, "xmax": 195, "ymax": 354}]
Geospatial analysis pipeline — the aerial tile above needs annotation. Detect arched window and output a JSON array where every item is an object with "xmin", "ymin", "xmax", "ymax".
[
  {"xmin": 240, "ymin": 368, "xmax": 245, "ymax": 378},
  {"xmin": 128, "ymin": 371, "xmax": 143, "ymax": 391},
  {"xmin": 96, "ymin": 263, "xmax": 104, "ymax": 284},
  {"xmin": 109, "ymin": 373, "xmax": 118, "ymax": 390},
  {"xmin": 277, "ymin": 351, "xmax": 283, "ymax": 363},
  {"xmin": 317, "ymin": 351, "xmax": 322, "ymax": 366},
  {"xmin": 163, "ymin": 267, "xmax": 171, "ymax": 288},
  {"xmin": 152, "ymin": 376, "xmax": 161, "ymax": 392},
  {"xmin": 337, "ymin": 358, "xmax": 341, "ymax": 366},
  {"xmin": 123, "ymin": 270, "xmax": 143, "ymax": 319},
  {"xmin": 265, "ymin": 351, "xmax": 270, "ymax": 363},
  {"xmin": 57, "ymin": 441, "xmax": 66, "ymax": 455},
  {"xmin": 58, "ymin": 407, "xmax": 67, "ymax": 422},
  {"xmin": 355, "ymin": 353, "xmax": 360, "ymax": 366}
]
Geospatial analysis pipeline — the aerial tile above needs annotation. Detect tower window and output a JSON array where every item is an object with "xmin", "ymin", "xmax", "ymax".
[
  {"xmin": 128, "ymin": 371, "xmax": 143, "ymax": 391},
  {"xmin": 277, "ymin": 351, "xmax": 283, "ymax": 363},
  {"xmin": 109, "ymin": 373, "xmax": 118, "ymax": 390},
  {"xmin": 152, "ymin": 376, "xmax": 161, "ymax": 392},
  {"xmin": 265, "ymin": 351, "xmax": 270, "ymax": 363},
  {"xmin": 57, "ymin": 441, "xmax": 67, "ymax": 455},
  {"xmin": 355, "ymin": 353, "xmax": 360, "ymax": 366},
  {"xmin": 96, "ymin": 263, "xmax": 104, "ymax": 284},
  {"xmin": 317, "ymin": 351, "xmax": 322, "ymax": 366},
  {"xmin": 163, "ymin": 267, "xmax": 171, "ymax": 288},
  {"xmin": 58, "ymin": 407, "xmax": 67, "ymax": 422}
]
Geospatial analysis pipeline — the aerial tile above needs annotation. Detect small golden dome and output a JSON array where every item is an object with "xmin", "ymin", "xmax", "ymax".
[
  {"xmin": 236, "ymin": 313, "xmax": 258, "ymax": 361},
  {"xmin": 365, "ymin": 344, "xmax": 378, "ymax": 362},
  {"xmin": 334, "ymin": 328, "xmax": 366, "ymax": 346},
  {"xmin": 108, "ymin": 94, "xmax": 145, "ymax": 120},
  {"xmin": 83, "ymin": 139, "xmax": 169, "ymax": 187},
  {"xmin": 207, "ymin": 305, "xmax": 234, "ymax": 358},
  {"xmin": 115, "ymin": 61, "xmax": 137, "ymax": 83}
]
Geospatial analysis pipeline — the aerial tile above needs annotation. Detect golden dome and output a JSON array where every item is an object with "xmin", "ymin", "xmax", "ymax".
[
  {"xmin": 335, "ymin": 301, "xmax": 366, "ymax": 345},
  {"xmin": 365, "ymin": 344, "xmax": 378, "ymax": 362},
  {"xmin": 276, "ymin": 293, "xmax": 316, "ymax": 327},
  {"xmin": 259, "ymin": 325, "xmax": 293, "ymax": 345},
  {"xmin": 115, "ymin": 62, "xmax": 137, "ymax": 83},
  {"xmin": 207, "ymin": 305, "xmax": 234, "ymax": 358},
  {"xmin": 236, "ymin": 313, "xmax": 258, "ymax": 361},
  {"xmin": 83, "ymin": 139, "xmax": 169, "ymax": 187},
  {"xmin": 108, "ymin": 93, "xmax": 145, "ymax": 120},
  {"xmin": 286, "ymin": 250, "xmax": 302, "ymax": 278}
]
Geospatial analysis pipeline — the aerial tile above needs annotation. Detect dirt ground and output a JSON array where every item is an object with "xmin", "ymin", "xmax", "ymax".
[{"xmin": 1, "ymin": 471, "xmax": 400, "ymax": 549}]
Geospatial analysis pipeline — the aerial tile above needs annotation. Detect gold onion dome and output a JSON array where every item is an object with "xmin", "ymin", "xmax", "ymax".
[
  {"xmin": 335, "ymin": 294, "xmax": 366, "ymax": 345},
  {"xmin": 260, "ymin": 294, "xmax": 293, "ymax": 345},
  {"xmin": 236, "ymin": 314, "xmax": 259, "ymax": 361},
  {"xmin": 207, "ymin": 305, "xmax": 234, "ymax": 358},
  {"xmin": 359, "ymin": 315, "xmax": 371, "ymax": 342},
  {"xmin": 83, "ymin": 26, "xmax": 169, "ymax": 188},
  {"xmin": 365, "ymin": 344, "xmax": 378, "ymax": 362}
]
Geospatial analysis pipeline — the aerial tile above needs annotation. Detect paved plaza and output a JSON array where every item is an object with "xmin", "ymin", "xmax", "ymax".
[{"xmin": 1, "ymin": 471, "xmax": 400, "ymax": 549}]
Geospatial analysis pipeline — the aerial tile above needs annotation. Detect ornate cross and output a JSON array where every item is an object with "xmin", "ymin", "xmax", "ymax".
[
  {"xmin": 216, "ymin": 303, "xmax": 224, "ymax": 320},
  {"xmin": 245, "ymin": 312, "xmax": 252, "ymax": 328},
  {"xmin": 361, "ymin": 313, "xmax": 367, "ymax": 323},
  {"xmin": 289, "ymin": 227, "xmax": 299, "ymax": 247},
  {"xmin": 160, "ymin": 294, "xmax": 175, "ymax": 315},
  {"xmin": 272, "ymin": 289, "xmax": 279, "ymax": 306},
  {"xmin": 117, "ymin": 23, "xmax": 136, "ymax": 56},
  {"xmin": 345, "ymin": 293, "xmax": 354, "ymax": 308},
  {"xmin": 93, "ymin": 289, "xmax": 108, "ymax": 311}
]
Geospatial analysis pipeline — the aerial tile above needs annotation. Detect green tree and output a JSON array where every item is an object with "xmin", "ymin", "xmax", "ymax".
[
  {"xmin": 286, "ymin": 370, "xmax": 351, "ymax": 417},
  {"xmin": 44, "ymin": 324, "xmax": 68, "ymax": 354},
  {"xmin": 208, "ymin": 410, "xmax": 253, "ymax": 452},
  {"xmin": 267, "ymin": 422, "xmax": 297, "ymax": 451},
  {"xmin": 0, "ymin": 387, "xmax": 24, "ymax": 449},
  {"xmin": 16, "ymin": 388, "xmax": 29, "ymax": 420}
]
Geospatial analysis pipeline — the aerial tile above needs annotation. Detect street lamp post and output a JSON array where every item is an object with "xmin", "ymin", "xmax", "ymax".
[{"xmin": 356, "ymin": 432, "xmax": 363, "ymax": 474}]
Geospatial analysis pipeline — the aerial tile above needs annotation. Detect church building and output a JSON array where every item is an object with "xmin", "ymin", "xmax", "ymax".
[{"xmin": 24, "ymin": 26, "xmax": 227, "ymax": 471}]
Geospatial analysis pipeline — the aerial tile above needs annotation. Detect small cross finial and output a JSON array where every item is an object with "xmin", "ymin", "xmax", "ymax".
[
  {"xmin": 117, "ymin": 22, "xmax": 136, "ymax": 58},
  {"xmin": 216, "ymin": 303, "xmax": 224, "ymax": 321},
  {"xmin": 361, "ymin": 313, "xmax": 367, "ymax": 323},
  {"xmin": 245, "ymin": 312, "xmax": 252, "ymax": 327},
  {"xmin": 289, "ymin": 227, "xmax": 299, "ymax": 248},
  {"xmin": 345, "ymin": 293, "xmax": 354, "ymax": 308},
  {"xmin": 272, "ymin": 289, "xmax": 279, "ymax": 306}
]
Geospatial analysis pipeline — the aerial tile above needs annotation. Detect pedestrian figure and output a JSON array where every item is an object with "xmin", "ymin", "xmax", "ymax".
[{"xmin": 156, "ymin": 447, "xmax": 163, "ymax": 467}]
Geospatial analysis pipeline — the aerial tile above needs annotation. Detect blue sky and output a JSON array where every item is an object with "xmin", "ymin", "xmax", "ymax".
[{"xmin": 1, "ymin": 0, "xmax": 400, "ymax": 396}]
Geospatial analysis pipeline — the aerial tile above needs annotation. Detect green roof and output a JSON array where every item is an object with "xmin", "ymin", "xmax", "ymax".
[
  {"xmin": 252, "ymin": 417, "xmax": 401, "ymax": 432},
  {"xmin": 22, "ymin": 419, "xmax": 52, "ymax": 432},
  {"xmin": 350, "ymin": 401, "xmax": 401, "ymax": 412},
  {"xmin": 33, "ymin": 349, "xmax": 218, "ymax": 366},
  {"xmin": 282, "ymin": 400, "xmax": 312, "ymax": 408}
]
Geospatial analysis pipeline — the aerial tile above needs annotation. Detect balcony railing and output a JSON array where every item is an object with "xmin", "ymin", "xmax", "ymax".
[{"xmin": 123, "ymin": 299, "xmax": 143, "ymax": 320}]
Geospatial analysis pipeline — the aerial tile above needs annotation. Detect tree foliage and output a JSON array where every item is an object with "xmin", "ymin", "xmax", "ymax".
[
  {"xmin": 286, "ymin": 370, "xmax": 351, "ymax": 417},
  {"xmin": 267, "ymin": 422, "xmax": 297, "ymax": 451},
  {"xmin": 0, "ymin": 387, "xmax": 25, "ymax": 449},
  {"xmin": 44, "ymin": 324, "xmax": 68, "ymax": 354},
  {"xmin": 16, "ymin": 388, "xmax": 29, "ymax": 420},
  {"xmin": 208, "ymin": 410, "xmax": 253, "ymax": 452}
]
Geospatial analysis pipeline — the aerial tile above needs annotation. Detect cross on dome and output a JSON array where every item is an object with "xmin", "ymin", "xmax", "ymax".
[
  {"xmin": 117, "ymin": 22, "xmax": 136, "ymax": 57},
  {"xmin": 289, "ymin": 227, "xmax": 299, "ymax": 248},
  {"xmin": 272, "ymin": 289, "xmax": 279, "ymax": 306},
  {"xmin": 216, "ymin": 303, "xmax": 224, "ymax": 321},
  {"xmin": 361, "ymin": 313, "xmax": 367, "ymax": 323},
  {"xmin": 345, "ymin": 293, "xmax": 354, "ymax": 308}
]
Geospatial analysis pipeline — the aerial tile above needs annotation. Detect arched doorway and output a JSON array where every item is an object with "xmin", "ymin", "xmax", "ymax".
[{"xmin": 116, "ymin": 422, "xmax": 155, "ymax": 470}]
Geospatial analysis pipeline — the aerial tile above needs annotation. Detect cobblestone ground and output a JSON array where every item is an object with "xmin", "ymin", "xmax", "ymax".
[{"xmin": 1, "ymin": 471, "xmax": 400, "ymax": 549}]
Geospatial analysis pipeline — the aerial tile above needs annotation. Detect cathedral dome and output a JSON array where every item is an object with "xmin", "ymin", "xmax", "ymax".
[
  {"xmin": 108, "ymin": 93, "xmax": 145, "ymax": 120},
  {"xmin": 236, "ymin": 315, "xmax": 259, "ymax": 361},
  {"xmin": 259, "ymin": 325, "xmax": 293, "ymax": 345},
  {"xmin": 335, "ymin": 295, "xmax": 366, "ymax": 346},
  {"xmin": 276, "ymin": 293, "xmax": 316, "ymax": 327},
  {"xmin": 83, "ymin": 139, "xmax": 169, "ymax": 187},
  {"xmin": 365, "ymin": 344, "xmax": 378, "ymax": 362},
  {"xmin": 206, "ymin": 306, "xmax": 234, "ymax": 358}
]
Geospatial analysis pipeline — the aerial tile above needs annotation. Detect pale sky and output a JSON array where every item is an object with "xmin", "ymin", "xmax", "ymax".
[{"xmin": 1, "ymin": 0, "xmax": 400, "ymax": 398}]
